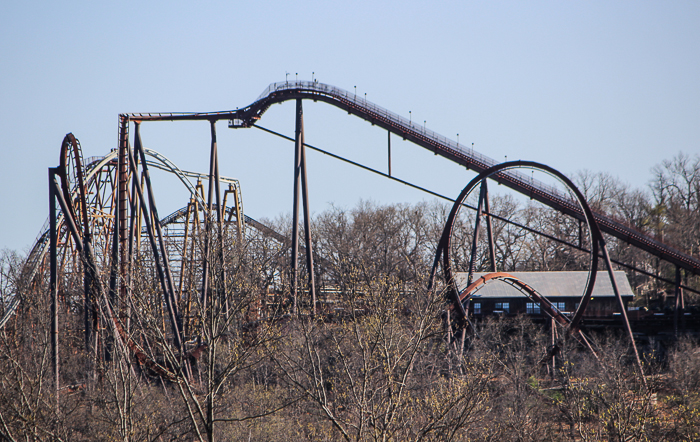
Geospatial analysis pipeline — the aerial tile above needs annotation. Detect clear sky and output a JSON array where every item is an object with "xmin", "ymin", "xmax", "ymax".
[{"xmin": 1, "ymin": 1, "xmax": 698, "ymax": 253}]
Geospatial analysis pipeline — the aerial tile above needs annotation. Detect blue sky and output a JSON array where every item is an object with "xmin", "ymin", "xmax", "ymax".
[{"xmin": 1, "ymin": 1, "xmax": 698, "ymax": 253}]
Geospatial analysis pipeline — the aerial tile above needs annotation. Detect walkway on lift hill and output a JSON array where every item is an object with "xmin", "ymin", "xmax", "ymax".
[{"xmin": 126, "ymin": 80, "xmax": 700, "ymax": 277}]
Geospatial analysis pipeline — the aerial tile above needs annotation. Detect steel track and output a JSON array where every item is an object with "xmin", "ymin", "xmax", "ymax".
[{"xmin": 127, "ymin": 80, "xmax": 700, "ymax": 277}]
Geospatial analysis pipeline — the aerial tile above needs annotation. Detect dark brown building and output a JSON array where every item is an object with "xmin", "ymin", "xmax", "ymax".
[{"xmin": 454, "ymin": 271, "xmax": 635, "ymax": 319}]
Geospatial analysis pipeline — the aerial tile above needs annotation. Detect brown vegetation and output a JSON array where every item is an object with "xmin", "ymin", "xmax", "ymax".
[{"xmin": 0, "ymin": 152, "xmax": 698, "ymax": 441}]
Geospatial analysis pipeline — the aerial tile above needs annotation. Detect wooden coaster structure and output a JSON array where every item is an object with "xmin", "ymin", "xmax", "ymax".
[{"xmin": 8, "ymin": 131, "xmax": 247, "ymax": 409}]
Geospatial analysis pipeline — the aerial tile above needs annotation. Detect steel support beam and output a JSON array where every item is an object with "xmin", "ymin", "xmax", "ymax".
[
  {"xmin": 50, "ymin": 175, "xmax": 92, "ymax": 355},
  {"xmin": 49, "ymin": 167, "xmax": 59, "ymax": 414},
  {"xmin": 132, "ymin": 123, "xmax": 183, "ymax": 351},
  {"xmin": 118, "ymin": 116, "xmax": 129, "ymax": 304},
  {"xmin": 106, "ymin": 118, "xmax": 126, "ymax": 363},
  {"xmin": 387, "ymin": 131, "xmax": 391, "ymax": 177},
  {"xmin": 126, "ymin": 143, "xmax": 142, "ymax": 334},
  {"xmin": 467, "ymin": 180, "xmax": 487, "ymax": 285},
  {"xmin": 291, "ymin": 99, "xmax": 316, "ymax": 315},
  {"xmin": 211, "ymin": 121, "xmax": 229, "ymax": 316},
  {"xmin": 233, "ymin": 185, "xmax": 243, "ymax": 241},
  {"xmin": 51, "ymin": 179, "xmax": 82, "ymax": 251},
  {"xmin": 601, "ymin": 244, "xmax": 646, "ymax": 386},
  {"xmin": 291, "ymin": 101, "xmax": 302, "ymax": 315},
  {"xmin": 675, "ymin": 267, "xmax": 684, "ymax": 337},
  {"xmin": 482, "ymin": 180, "xmax": 497, "ymax": 273},
  {"xmin": 300, "ymin": 118, "xmax": 317, "ymax": 316},
  {"xmin": 201, "ymin": 122, "xmax": 217, "ymax": 313}
]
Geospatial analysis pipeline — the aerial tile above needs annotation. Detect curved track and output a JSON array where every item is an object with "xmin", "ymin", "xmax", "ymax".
[
  {"xmin": 458, "ymin": 272, "xmax": 572, "ymax": 328},
  {"xmin": 1, "ymin": 148, "xmax": 246, "ymax": 330},
  {"xmin": 430, "ymin": 160, "xmax": 602, "ymax": 331},
  {"xmin": 127, "ymin": 80, "xmax": 700, "ymax": 277}
]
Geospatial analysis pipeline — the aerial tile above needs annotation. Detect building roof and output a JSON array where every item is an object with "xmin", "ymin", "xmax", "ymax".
[{"xmin": 453, "ymin": 271, "xmax": 635, "ymax": 299}]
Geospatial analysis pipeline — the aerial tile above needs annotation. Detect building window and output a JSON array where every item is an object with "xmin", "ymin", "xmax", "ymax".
[
  {"xmin": 552, "ymin": 302, "xmax": 566, "ymax": 311},
  {"xmin": 495, "ymin": 302, "xmax": 509, "ymax": 313},
  {"xmin": 474, "ymin": 303, "xmax": 481, "ymax": 314},
  {"xmin": 526, "ymin": 302, "xmax": 540, "ymax": 314}
]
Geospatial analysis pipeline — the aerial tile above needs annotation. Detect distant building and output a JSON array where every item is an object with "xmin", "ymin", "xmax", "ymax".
[{"xmin": 454, "ymin": 271, "xmax": 635, "ymax": 319}]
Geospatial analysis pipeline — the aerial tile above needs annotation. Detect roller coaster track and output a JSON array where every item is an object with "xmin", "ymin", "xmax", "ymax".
[
  {"xmin": 128, "ymin": 80, "xmax": 700, "ymax": 277},
  {"xmin": 159, "ymin": 205, "xmax": 288, "ymax": 247},
  {"xmin": 1, "ymin": 148, "xmax": 248, "ymax": 330},
  {"xmin": 0, "ymin": 138, "xmax": 293, "ymax": 331}
]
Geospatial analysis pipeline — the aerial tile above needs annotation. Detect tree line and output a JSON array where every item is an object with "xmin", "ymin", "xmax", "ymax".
[{"xmin": 0, "ymin": 152, "xmax": 697, "ymax": 441}]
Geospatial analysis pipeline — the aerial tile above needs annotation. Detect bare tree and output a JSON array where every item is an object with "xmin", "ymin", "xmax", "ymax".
[
  {"xmin": 556, "ymin": 332, "xmax": 659, "ymax": 442},
  {"xmin": 271, "ymin": 273, "xmax": 493, "ymax": 441}
]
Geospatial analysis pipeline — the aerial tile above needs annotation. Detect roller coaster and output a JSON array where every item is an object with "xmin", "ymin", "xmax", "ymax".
[{"xmin": 2, "ymin": 80, "xmax": 698, "ymax": 390}]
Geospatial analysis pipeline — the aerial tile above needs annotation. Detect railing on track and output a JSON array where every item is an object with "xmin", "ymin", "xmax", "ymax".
[
  {"xmin": 256, "ymin": 81, "xmax": 573, "ymax": 203},
  {"xmin": 247, "ymin": 81, "xmax": 700, "ymax": 275}
]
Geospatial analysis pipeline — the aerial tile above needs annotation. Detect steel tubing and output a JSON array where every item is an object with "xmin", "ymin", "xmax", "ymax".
[
  {"xmin": 430, "ymin": 161, "xmax": 601, "ymax": 334},
  {"xmin": 130, "ymin": 124, "xmax": 183, "ymax": 351}
]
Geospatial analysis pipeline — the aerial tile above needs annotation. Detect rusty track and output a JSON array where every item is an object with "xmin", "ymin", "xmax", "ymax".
[{"xmin": 125, "ymin": 80, "xmax": 700, "ymax": 277}]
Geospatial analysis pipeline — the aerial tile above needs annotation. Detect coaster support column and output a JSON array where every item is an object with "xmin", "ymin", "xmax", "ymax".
[
  {"xmin": 674, "ymin": 267, "xmax": 684, "ymax": 338},
  {"xmin": 49, "ymin": 167, "xmax": 59, "ymax": 414},
  {"xmin": 482, "ymin": 179, "xmax": 497, "ymax": 273},
  {"xmin": 291, "ymin": 99, "xmax": 316, "ymax": 315},
  {"xmin": 132, "ymin": 122, "xmax": 183, "ymax": 351},
  {"xmin": 467, "ymin": 180, "xmax": 487, "ymax": 285},
  {"xmin": 300, "ymin": 113, "xmax": 317, "ymax": 316},
  {"xmin": 601, "ymin": 244, "xmax": 645, "ymax": 385}
]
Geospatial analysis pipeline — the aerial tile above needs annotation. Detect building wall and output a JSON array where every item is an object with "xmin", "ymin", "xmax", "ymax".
[{"xmin": 469, "ymin": 296, "xmax": 630, "ymax": 318}]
